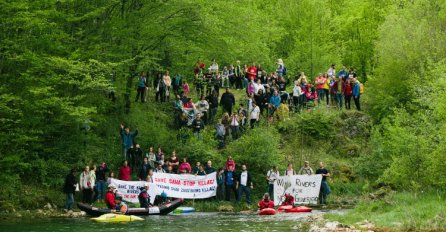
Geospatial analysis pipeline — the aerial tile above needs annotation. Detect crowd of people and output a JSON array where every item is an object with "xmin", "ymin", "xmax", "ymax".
[
  {"xmin": 132, "ymin": 59, "xmax": 363, "ymax": 145},
  {"xmin": 63, "ymin": 138, "xmax": 331, "ymax": 212}
]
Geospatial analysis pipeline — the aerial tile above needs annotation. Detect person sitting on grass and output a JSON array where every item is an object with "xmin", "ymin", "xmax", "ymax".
[{"xmin": 258, "ymin": 193, "xmax": 274, "ymax": 210}]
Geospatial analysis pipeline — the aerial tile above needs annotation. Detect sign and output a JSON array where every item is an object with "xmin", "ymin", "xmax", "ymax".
[
  {"xmin": 273, "ymin": 175, "xmax": 323, "ymax": 205},
  {"xmin": 152, "ymin": 172, "xmax": 217, "ymax": 199},
  {"xmin": 109, "ymin": 178, "xmax": 157, "ymax": 204}
]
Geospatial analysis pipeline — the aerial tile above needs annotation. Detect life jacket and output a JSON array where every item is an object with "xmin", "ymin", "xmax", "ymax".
[{"xmin": 138, "ymin": 189, "xmax": 150, "ymax": 208}]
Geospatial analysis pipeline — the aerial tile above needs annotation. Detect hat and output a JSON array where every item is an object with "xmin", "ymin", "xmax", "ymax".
[
  {"xmin": 108, "ymin": 184, "xmax": 117, "ymax": 189},
  {"xmin": 144, "ymin": 182, "xmax": 150, "ymax": 187}
]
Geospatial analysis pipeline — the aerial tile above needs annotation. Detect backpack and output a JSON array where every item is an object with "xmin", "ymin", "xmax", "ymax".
[
  {"xmin": 360, "ymin": 83, "xmax": 364, "ymax": 94},
  {"xmin": 282, "ymin": 66, "xmax": 287, "ymax": 76}
]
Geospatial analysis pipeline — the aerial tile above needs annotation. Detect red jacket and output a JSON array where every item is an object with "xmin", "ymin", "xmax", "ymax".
[
  {"xmin": 343, "ymin": 83, "xmax": 352, "ymax": 96},
  {"xmin": 281, "ymin": 195, "xmax": 295, "ymax": 206},
  {"xmin": 258, "ymin": 200, "xmax": 274, "ymax": 209},
  {"xmin": 104, "ymin": 191, "xmax": 116, "ymax": 209},
  {"xmin": 119, "ymin": 165, "xmax": 131, "ymax": 181}
]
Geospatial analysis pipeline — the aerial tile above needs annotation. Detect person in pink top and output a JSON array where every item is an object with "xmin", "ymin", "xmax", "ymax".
[
  {"xmin": 179, "ymin": 158, "xmax": 192, "ymax": 174},
  {"xmin": 315, "ymin": 73, "xmax": 326, "ymax": 104},
  {"xmin": 225, "ymin": 156, "xmax": 235, "ymax": 171},
  {"xmin": 119, "ymin": 160, "xmax": 131, "ymax": 181},
  {"xmin": 182, "ymin": 79, "xmax": 190, "ymax": 97},
  {"xmin": 247, "ymin": 63, "xmax": 257, "ymax": 81}
]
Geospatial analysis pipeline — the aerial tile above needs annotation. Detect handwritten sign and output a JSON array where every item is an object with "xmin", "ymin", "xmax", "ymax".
[
  {"xmin": 152, "ymin": 172, "xmax": 217, "ymax": 199},
  {"xmin": 109, "ymin": 178, "xmax": 157, "ymax": 204},
  {"xmin": 273, "ymin": 175, "xmax": 323, "ymax": 205}
]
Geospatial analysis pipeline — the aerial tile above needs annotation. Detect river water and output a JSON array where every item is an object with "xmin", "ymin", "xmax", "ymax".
[{"xmin": 0, "ymin": 210, "xmax": 332, "ymax": 232}]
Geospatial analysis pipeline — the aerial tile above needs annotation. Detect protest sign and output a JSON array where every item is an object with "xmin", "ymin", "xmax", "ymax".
[
  {"xmin": 153, "ymin": 172, "xmax": 217, "ymax": 199},
  {"xmin": 109, "ymin": 178, "xmax": 157, "ymax": 204},
  {"xmin": 273, "ymin": 175, "xmax": 323, "ymax": 205}
]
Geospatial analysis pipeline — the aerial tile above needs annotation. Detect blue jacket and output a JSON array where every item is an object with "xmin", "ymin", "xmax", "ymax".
[
  {"xmin": 352, "ymin": 82, "xmax": 361, "ymax": 97},
  {"xmin": 338, "ymin": 70, "xmax": 348, "ymax": 79},
  {"xmin": 269, "ymin": 95, "xmax": 281, "ymax": 108},
  {"xmin": 120, "ymin": 128, "xmax": 138, "ymax": 149}
]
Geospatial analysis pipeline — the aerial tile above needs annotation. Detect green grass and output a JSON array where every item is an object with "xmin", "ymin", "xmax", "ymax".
[{"xmin": 325, "ymin": 190, "xmax": 446, "ymax": 230}]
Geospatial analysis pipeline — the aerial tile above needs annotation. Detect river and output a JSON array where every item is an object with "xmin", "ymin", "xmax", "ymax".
[{"xmin": 0, "ymin": 210, "xmax": 335, "ymax": 232}]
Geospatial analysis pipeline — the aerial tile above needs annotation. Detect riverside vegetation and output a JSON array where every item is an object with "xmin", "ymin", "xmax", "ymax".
[{"xmin": 1, "ymin": 0, "xmax": 446, "ymax": 230}]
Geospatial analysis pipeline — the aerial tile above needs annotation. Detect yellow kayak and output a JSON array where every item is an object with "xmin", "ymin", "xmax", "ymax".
[{"xmin": 91, "ymin": 213, "xmax": 144, "ymax": 222}]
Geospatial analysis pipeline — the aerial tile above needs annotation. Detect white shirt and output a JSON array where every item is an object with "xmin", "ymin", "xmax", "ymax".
[
  {"xmin": 254, "ymin": 83, "xmax": 265, "ymax": 94},
  {"xmin": 250, "ymin": 106, "xmax": 260, "ymax": 120},
  {"xmin": 327, "ymin": 67, "xmax": 336, "ymax": 77},
  {"xmin": 230, "ymin": 115, "xmax": 239, "ymax": 126},
  {"xmin": 240, "ymin": 171, "xmax": 248, "ymax": 186},
  {"xmin": 293, "ymin": 84, "xmax": 303, "ymax": 97},
  {"xmin": 267, "ymin": 170, "xmax": 280, "ymax": 184}
]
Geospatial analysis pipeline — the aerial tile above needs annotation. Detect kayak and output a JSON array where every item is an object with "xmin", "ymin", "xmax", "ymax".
[
  {"xmin": 78, "ymin": 198, "xmax": 183, "ymax": 217},
  {"xmin": 173, "ymin": 207, "xmax": 195, "ymax": 214},
  {"xmin": 91, "ymin": 213, "xmax": 143, "ymax": 222},
  {"xmin": 284, "ymin": 206, "xmax": 312, "ymax": 213},
  {"xmin": 258, "ymin": 208, "xmax": 277, "ymax": 215},
  {"xmin": 277, "ymin": 205, "xmax": 293, "ymax": 211}
]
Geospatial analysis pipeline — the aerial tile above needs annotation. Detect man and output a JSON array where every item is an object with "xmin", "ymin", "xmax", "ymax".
[
  {"xmin": 95, "ymin": 162, "xmax": 109, "ymax": 202},
  {"xmin": 139, "ymin": 157, "xmax": 151, "ymax": 180},
  {"xmin": 334, "ymin": 76, "xmax": 344, "ymax": 110},
  {"xmin": 192, "ymin": 113, "xmax": 205, "ymax": 140},
  {"xmin": 269, "ymin": 90, "xmax": 281, "ymax": 118},
  {"xmin": 192, "ymin": 161, "xmax": 201, "ymax": 175},
  {"xmin": 234, "ymin": 61, "xmax": 243, "ymax": 90},
  {"xmin": 135, "ymin": 72, "xmax": 147, "ymax": 103},
  {"xmin": 104, "ymin": 184, "xmax": 117, "ymax": 209},
  {"xmin": 204, "ymin": 160, "xmax": 216, "ymax": 174},
  {"xmin": 138, "ymin": 182, "xmax": 151, "ymax": 208},
  {"xmin": 337, "ymin": 66, "xmax": 348, "ymax": 81},
  {"xmin": 224, "ymin": 165, "xmax": 237, "ymax": 201},
  {"xmin": 220, "ymin": 88, "xmax": 235, "ymax": 115},
  {"xmin": 352, "ymin": 78, "xmax": 361, "ymax": 111},
  {"xmin": 298, "ymin": 161, "xmax": 314, "ymax": 175},
  {"xmin": 206, "ymin": 91, "xmax": 219, "ymax": 123},
  {"xmin": 63, "ymin": 168, "xmax": 77, "ymax": 212},
  {"xmin": 258, "ymin": 193, "xmax": 274, "ymax": 210},
  {"xmin": 120, "ymin": 124, "xmax": 138, "ymax": 160},
  {"xmin": 266, "ymin": 166, "xmax": 280, "ymax": 201},
  {"xmin": 128, "ymin": 144, "xmax": 143, "ymax": 172},
  {"xmin": 154, "ymin": 163, "xmax": 166, "ymax": 173},
  {"xmin": 250, "ymin": 102, "xmax": 260, "ymax": 129},
  {"xmin": 236, "ymin": 164, "xmax": 253, "ymax": 204},
  {"xmin": 112, "ymin": 195, "xmax": 128, "ymax": 214},
  {"xmin": 316, "ymin": 162, "xmax": 331, "ymax": 205}
]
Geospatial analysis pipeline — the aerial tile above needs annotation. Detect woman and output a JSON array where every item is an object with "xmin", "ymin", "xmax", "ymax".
[
  {"xmin": 119, "ymin": 160, "xmax": 131, "ymax": 181},
  {"xmin": 156, "ymin": 147, "xmax": 164, "ymax": 166},
  {"xmin": 344, "ymin": 78, "xmax": 353, "ymax": 110},
  {"xmin": 221, "ymin": 66, "xmax": 229, "ymax": 88},
  {"xmin": 90, "ymin": 165, "xmax": 97, "ymax": 203},
  {"xmin": 284, "ymin": 163, "xmax": 296, "ymax": 176},
  {"xmin": 179, "ymin": 157, "xmax": 192, "ymax": 174},
  {"xmin": 195, "ymin": 95, "xmax": 209, "ymax": 124},
  {"xmin": 145, "ymin": 169, "xmax": 154, "ymax": 183},
  {"xmin": 216, "ymin": 168, "xmax": 225, "ymax": 200},
  {"xmin": 182, "ymin": 79, "xmax": 190, "ymax": 97},
  {"xmin": 168, "ymin": 150, "xmax": 180, "ymax": 173},
  {"xmin": 63, "ymin": 168, "xmax": 77, "ymax": 211},
  {"xmin": 163, "ymin": 71, "xmax": 172, "ymax": 101},
  {"xmin": 80, "ymin": 166, "xmax": 93, "ymax": 204},
  {"xmin": 147, "ymin": 146, "xmax": 156, "ymax": 169},
  {"xmin": 323, "ymin": 73, "xmax": 330, "ymax": 106}
]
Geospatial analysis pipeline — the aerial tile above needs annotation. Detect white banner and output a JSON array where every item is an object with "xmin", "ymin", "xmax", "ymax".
[
  {"xmin": 273, "ymin": 175, "xmax": 323, "ymax": 205},
  {"xmin": 110, "ymin": 178, "xmax": 157, "ymax": 204},
  {"xmin": 153, "ymin": 172, "xmax": 217, "ymax": 199}
]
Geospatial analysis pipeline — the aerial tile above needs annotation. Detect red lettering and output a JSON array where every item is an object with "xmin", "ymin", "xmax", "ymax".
[{"xmin": 170, "ymin": 179, "xmax": 181, "ymax": 185}]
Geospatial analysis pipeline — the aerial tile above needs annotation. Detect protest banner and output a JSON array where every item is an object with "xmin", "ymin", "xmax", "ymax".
[
  {"xmin": 273, "ymin": 175, "xmax": 323, "ymax": 205},
  {"xmin": 109, "ymin": 178, "xmax": 157, "ymax": 204},
  {"xmin": 152, "ymin": 172, "xmax": 217, "ymax": 199}
]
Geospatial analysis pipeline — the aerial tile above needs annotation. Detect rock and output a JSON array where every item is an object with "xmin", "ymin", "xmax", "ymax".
[
  {"xmin": 44, "ymin": 203, "xmax": 52, "ymax": 210},
  {"xmin": 37, "ymin": 209, "xmax": 43, "ymax": 214}
]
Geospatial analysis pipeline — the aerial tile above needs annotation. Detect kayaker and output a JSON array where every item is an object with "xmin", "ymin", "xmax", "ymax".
[
  {"xmin": 112, "ymin": 195, "xmax": 128, "ymax": 214},
  {"xmin": 258, "ymin": 193, "xmax": 274, "ymax": 210},
  {"xmin": 281, "ymin": 193, "xmax": 294, "ymax": 206},
  {"xmin": 104, "ymin": 184, "xmax": 117, "ymax": 209},
  {"xmin": 138, "ymin": 182, "xmax": 151, "ymax": 208}
]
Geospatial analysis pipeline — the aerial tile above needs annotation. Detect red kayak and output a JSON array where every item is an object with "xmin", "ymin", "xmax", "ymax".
[
  {"xmin": 284, "ymin": 206, "xmax": 312, "ymax": 213},
  {"xmin": 277, "ymin": 205, "xmax": 293, "ymax": 211},
  {"xmin": 258, "ymin": 208, "xmax": 277, "ymax": 215}
]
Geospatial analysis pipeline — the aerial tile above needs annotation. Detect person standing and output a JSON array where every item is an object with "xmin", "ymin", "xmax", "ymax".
[
  {"xmin": 179, "ymin": 158, "xmax": 192, "ymax": 174},
  {"xmin": 128, "ymin": 144, "xmax": 143, "ymax": 173},
  {"xmin": 163, "ymin": 71, "xmax": 172, "ymax": 101},
  {"xmin": 250, "ymin": 102, "xmax": 260, "ymax": 129},
  {"xmin": 89, "ymin": 165, "xmax": 97, "ymax": 203},
  {"xmin": 216, "ymin": 168, "xmax": 225, "ymax": 200},
  {"xmin": 229, "ymin": 112, "xmax": 240, "ymax": 140},
  {"xmin": 276, "ymin": 59, "xmax": 285, "ymax": 77},
  {"xmin": 352, "ymin": 78, "xmax": 361, "ymax": 111},
  {"xmin": 94, "ymin": 162, "xmax": 108, "ymax": 202},
  {"xmin": 135, "ymin": 72, "xmax": 147, "ymax": 103},
  {"xmin": 266, "ymin": 166, "xmax": 280, "ymax": 201},
  {"xmin": 63, "ymin": 168, "xmax": 77, "ymax": 212},
  {"xmin": 234, "ymin": 61, "xmax": 243, "ymax": 90},
  {"xmin": 315, "ymin": 73, "xmax": 325, "ymax": 104},
  {"xmin": 316, "ymin": 162, "xmax": 331, "ymax": 205},
  {"xmin": 205, "ymin": 160, "xmax": 216, "ymax": 174},
  {"xmin": 343, "ymin": 79, "xmax": 353, "ymax": 110},
  {"xmin": 139, "ymin": 157, "xmax": 151, "ymax": 180},
  {"xmin": 224, "ymin": 165, "xmax": 237, "ymax": 201},
  {"xmin": 168, "ymin": 151, "xmax": 180, "ymax": 173},
  {"xmin": 220, "ymin": 88, "xmax": 236, "ymax": 115},
  {"xmin": 147, "ymin": 147, "xmax": 156, "ymax": 169},
  {"xmin": 119, "ymin": 160, "xmax": 131, "ymax": 181},
  {"xmin": 236, "ymin": 164, "xmax": 253, "ymax": 204},
  {"xmin": 298, "ymin": 161, "xmax": 314, "ymax": 175},
  {"xmin": 334, "ymin": 76, "xmax": 344, "ymax": 110},
  {"xmin": 284, "ymin": 163, "xmax": 296, "ymax": 176},
  {"xmin": 338, "ymin": 66, "xmax": 348, "ymax": 81},
  {"xmin": 327, "ymin": 64, "xmax": 336, "ymax": 78},
  {"xmin": 192, "ymin": 113, "xmax": 205, "ymax": 140},
  {"xmin": 119, "ymin": 124, "xmax": 138, "ymax": 160},
  {"xmin": 80, "ymin": 166, "xmax": 93, "ymax": 204}
]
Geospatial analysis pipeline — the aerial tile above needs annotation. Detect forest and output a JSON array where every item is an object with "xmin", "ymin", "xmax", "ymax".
[{"xmin": 1, "ymin": 0, "xmax": 446, "ymax": 228}]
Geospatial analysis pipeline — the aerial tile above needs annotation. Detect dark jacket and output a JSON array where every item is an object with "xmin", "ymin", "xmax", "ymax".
[
  {"xmin": 95, "ymin": 165, "xmax": 109, "ymax": 181},
  {"xmin": 220, "ymin": 92, "xmax": 235, "ymax": 108},
  {"xmin": 224, "ymin": 170, "xmax": 237, "ymax": 186},
  {"xmin": 63, "ymin": 173, "xmax": 77, "ymax": 194},
  {"xmin": 236, "ymin": 171, "xmax": 253, "ymax": 187},
  {"xmin": 192, "ymin": 119, "xmax": 204, "ymax": 132}
]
